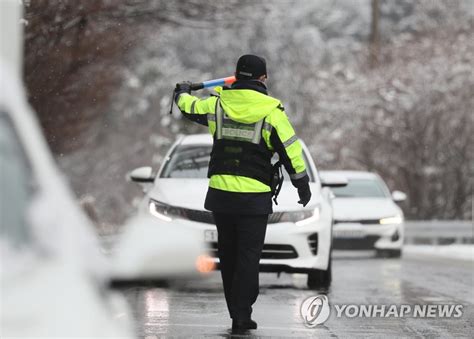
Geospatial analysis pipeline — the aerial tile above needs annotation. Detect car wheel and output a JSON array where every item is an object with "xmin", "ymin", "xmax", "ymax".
[
  {"xmin": 307, "ymin": 259, "xmax": 332, "ymax": 290},
  {"xmin": 376, "ymin": 249, "xmax": 402, "ymax": 258}
]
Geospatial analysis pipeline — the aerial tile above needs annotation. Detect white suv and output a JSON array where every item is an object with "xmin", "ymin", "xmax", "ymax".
[{"xmin": 130, "ymin": 134, "xmax": 346, "ymax": 289}]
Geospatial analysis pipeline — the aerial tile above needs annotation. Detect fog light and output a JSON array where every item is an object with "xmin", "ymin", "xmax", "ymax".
[{"xmin": 196, "ymin": 254, "xmax": 215, "ymax": 274}]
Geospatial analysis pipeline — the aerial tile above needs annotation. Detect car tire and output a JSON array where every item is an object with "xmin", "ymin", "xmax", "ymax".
[
  {"xmin": 307, "ymin": 259, "xmax": 332, "ymax": 290},
  {"xmin": 376, "ymin": 249, "xmax": 402, "ymax": 258}
]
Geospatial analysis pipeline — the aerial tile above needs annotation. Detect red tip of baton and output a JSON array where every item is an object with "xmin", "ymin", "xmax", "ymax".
[{"xmin": 224, "ymin": 76, "xmax": 236, "ymax": 84}]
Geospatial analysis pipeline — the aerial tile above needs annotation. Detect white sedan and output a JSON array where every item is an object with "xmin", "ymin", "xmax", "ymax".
[
  {"xmin": 129, "ymin": 134, "xmax": 346, "ymax": 289},
  {"xmin": 320, "ymin": 171, "xmax": 406, "ymax": 257}
]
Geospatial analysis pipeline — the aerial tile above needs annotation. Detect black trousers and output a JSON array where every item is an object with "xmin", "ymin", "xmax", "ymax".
[{"xmin": 213, "ymin": 212, "xmax": 268, "ymax": 321}]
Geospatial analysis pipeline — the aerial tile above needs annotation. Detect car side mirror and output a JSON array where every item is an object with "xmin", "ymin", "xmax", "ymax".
[
  {"xmin": 128, "ymin": 166, "xmax": 155, "ymax": 183},
  {"xmin": 320, "ymin": 174, "xmax": 348, "ymax": 188},
  {"xmin": 392, "ymin": 190, "xmax": 407, "ymax": 202}
]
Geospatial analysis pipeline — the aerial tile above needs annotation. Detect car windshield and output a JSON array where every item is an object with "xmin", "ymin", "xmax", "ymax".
[
  {"xmin": 330, "ymin": 178, "xmax": 388, "ymax": 198},
  {"xmin": 160, "ymin": 145, "xmax": 211, "ymax": 178},
  {"xmin": 160, "ymin": 144, "xmax": 315, "ymax": 181}
]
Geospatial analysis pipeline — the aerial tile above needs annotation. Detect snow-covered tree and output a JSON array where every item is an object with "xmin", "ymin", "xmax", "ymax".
[{"xmin": 24, "ymin": 0, "xmax": 473, "ymax": 225}]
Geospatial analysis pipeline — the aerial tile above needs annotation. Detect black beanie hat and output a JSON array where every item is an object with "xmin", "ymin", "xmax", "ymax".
[{"xmin": 235, "ymin": 54, "xmax": 267, "ymax": 80}]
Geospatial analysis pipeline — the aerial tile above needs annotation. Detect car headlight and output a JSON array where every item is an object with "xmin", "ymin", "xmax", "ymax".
[
  {"xmin": 379, "ymin": 215, "xmax": 403, "ymax": 225},
  {"xmin": 149, "ymin": 200, "xmax": 182, "ymax": 222},
  {"xmin": 279, "ymin": 206, "xmax": 320, "ymax": 226}
]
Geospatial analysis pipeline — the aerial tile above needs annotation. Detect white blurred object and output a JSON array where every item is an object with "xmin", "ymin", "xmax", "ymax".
[
  {"xmin": 111, "ymin": 216, "xmax": 209, "ymax": 280},
  {"xmin": 0, "ymin": 0, "xmax": 23, "ymax": 76},
  {"xmin": 0, "ymin": 55, "xmax": 107, "ymax": 282},
  {"xmin": 0, "ymin": 54, "xmax": 134, "ymax": 337},
  {"xmin": 1, "ymin": 259, "xmax": 133, "ymax": 337}
]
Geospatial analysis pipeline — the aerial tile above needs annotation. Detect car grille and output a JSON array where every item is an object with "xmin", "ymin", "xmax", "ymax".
[
  {"xmin": 334, "ymin": 219, "xmax": 380, "ymax": 225},
  {"xmin": 308, "ymin": 233, "xmax": 318, "ymax": 255},
  {"xmin": 332, "ymin": 235, "xmax": 380, "ymax": 250},
  {"xmin": 183, "ymin": 209, "xmax": 215, "ymax": 224},
  {"xmin": 207, "ymin": 242, "xmax": 298, "ymax": 259},
  {"xmin": 175, "ymin": 208, "xmax": 284, "ymax": 225}
]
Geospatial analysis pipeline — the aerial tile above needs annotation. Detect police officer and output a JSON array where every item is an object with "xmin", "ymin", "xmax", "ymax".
[{"xmin": 174, "ymin": 54, "xmax": 311, "ymax": 331}]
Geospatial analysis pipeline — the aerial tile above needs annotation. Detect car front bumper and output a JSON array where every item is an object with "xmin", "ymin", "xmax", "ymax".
[
  {"xmin": 332, "ymin": 222, "xmax": 404, "ymax": 250},
  {"xmin": 179, "ymin": 218, "xmax": 332, "ymax": 272}
]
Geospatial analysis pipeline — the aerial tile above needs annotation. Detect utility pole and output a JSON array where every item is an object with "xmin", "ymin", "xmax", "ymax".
[{"xmin": 369, "ymin": 0, "xmax": 380, "ymax": 68}]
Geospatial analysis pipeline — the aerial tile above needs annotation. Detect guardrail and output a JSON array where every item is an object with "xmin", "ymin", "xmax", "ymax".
[{"xmin": 404, "ymin": 220, "xmax": 473, "ymax": 245}]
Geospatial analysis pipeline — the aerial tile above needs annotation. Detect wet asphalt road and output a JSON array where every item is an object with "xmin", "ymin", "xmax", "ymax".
[{"xmin": 120, "ymin": 252, "xmax": 473, "ymax": 338}]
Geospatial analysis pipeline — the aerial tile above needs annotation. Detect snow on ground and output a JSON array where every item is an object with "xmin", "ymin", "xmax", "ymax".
[{"xmin": 404, "ymin": 244, "xmax": 474, "ymax": 262}]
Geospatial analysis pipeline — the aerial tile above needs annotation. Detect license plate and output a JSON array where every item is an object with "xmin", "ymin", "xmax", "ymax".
[
  {"xmin": 333, "ymin": 229, "xmax": 365, "ymax": 239},
  {"xmin": 204, "ymin": 230, "xmax": 218, "ymax": 242}
]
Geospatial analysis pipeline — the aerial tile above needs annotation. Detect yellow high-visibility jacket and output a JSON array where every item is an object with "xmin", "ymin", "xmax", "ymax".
[{"xmin": 177, "ymin": 84, "xmax": 309, "ymax": 194}]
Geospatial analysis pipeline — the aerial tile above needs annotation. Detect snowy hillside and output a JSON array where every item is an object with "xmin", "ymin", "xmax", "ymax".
[{"xmin": 23, "ymin": 0, "xmax": 473, "ymax": 226}]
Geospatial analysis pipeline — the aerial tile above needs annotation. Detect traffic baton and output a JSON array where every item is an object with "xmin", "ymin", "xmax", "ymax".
[
  {"xmin": 170, "ymin": 76, "xmax": 236, "ymax": 114},
  {"xmin": 190, "ymin": 75, "xmax": 236, "ymax": 91}
]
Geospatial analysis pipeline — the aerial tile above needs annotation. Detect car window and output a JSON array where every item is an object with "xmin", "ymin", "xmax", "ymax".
[
  {"xmin": 0, "ymin": 110, "xmax": 37, "ymax": 248},
  {"xmin": 160, "ymin": 144, "xmax": 315, "ymax": 182},
  {"xmin": 330, "ymin": 178, "xmax": 389, "ymax": 198}
]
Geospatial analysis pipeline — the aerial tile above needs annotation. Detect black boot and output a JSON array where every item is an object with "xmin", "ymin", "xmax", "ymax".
[{"xmin": 232, "ymin": 319, "xmax": 257, "ymax": 330}]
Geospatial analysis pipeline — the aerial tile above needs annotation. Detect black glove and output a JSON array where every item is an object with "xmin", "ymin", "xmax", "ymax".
[
  {"xmin": 174, "ymin": 81, "xmax": 192, "ymax": 98},
  {"xmin": 297, "ymin": 185, "xmax": 312, "ymax": 207}
]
